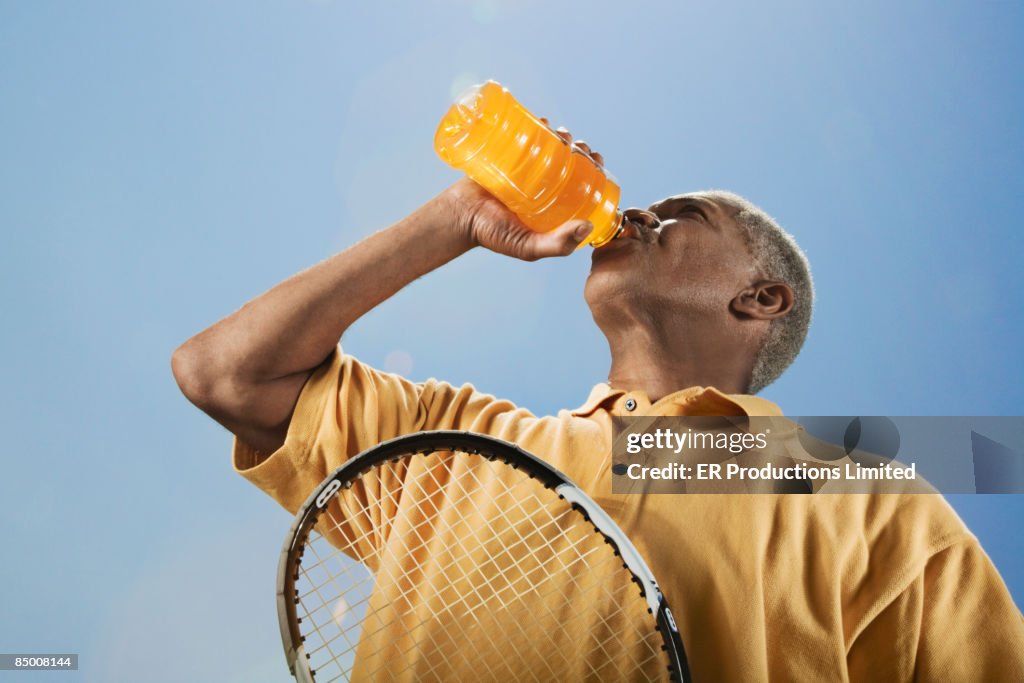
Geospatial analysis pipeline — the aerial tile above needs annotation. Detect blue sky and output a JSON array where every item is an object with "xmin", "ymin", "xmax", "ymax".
[{"xmin": 1, "ymin": 1, "xmax": 1021, "ymax": 680}]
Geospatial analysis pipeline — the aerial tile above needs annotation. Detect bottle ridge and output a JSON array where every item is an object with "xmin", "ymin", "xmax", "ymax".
[{"xmin": 435, "ymin": 81, "xmax": 623, "ymax": 248}]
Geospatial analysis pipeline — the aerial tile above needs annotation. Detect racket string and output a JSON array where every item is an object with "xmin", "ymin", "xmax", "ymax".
[
  {"xmin": 299, "ymin": 505, "xmax": 659, "ymax": 679},
  {"xmin": 293, "ymin": 451, "xmax": 671, "ymax": 682},
  {"xmin": 344, "ymin": 466, "xmax": 583, "ymax": 680},
  {"xmin": 298, "ymin": 536, "xmax": 362, "ymax": 678},
  {"xmin": 307, "ymin": 518, "xmax": 656, "ymax": 678}
]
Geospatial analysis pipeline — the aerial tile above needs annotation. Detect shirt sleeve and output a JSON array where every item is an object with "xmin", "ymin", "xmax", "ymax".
[
  {"xmin": 846, "ymin": 537, "xmax": 1024, "ymax": 682},
  {"xmin": 231, "ymin": 344, "xmax": 522, "ymax": 514}
]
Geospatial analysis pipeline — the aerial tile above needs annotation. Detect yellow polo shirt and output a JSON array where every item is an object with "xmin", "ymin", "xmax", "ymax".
[{"xmin": 234, "ymin": 346, "xmax": 1024, "ymax": 681}]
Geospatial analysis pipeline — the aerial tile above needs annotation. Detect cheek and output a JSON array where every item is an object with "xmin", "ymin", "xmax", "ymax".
[
  {"xmin": 662, "ymin": 237, "xmax": 751, "ymax": 299},
  {"xmin": 664, "ymin": 235, "xmax": 722, "ymax": 276}
]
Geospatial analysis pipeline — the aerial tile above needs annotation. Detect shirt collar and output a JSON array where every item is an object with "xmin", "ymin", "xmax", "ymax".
[{"xmin": 570, "ymin": 382, "xmax": 784, "ymax": 417}]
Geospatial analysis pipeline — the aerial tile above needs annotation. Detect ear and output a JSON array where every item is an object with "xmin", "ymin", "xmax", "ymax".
[{"xmin": 731, "ymin": 281, "xmax": 794, "ymax": 320}]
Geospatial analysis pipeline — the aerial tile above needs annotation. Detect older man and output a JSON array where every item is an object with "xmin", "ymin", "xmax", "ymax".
[{"xmin": 173, "ymin": 161, "xmax": 1023, "ymax": 680}]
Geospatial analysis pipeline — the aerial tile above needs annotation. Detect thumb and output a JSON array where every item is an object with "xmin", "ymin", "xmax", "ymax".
[{"xmin": 534, "ymin": 220, "xmax": 594, "ymax": 258}]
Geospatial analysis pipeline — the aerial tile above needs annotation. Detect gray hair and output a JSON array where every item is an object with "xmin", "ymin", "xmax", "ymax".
[{"xmin": 688, "ymin": 191, "xmax": 814, "ymax": 394}]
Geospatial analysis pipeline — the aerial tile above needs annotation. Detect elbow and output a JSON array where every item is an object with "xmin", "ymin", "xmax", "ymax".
[
  {"xmin": 171, "ymin": 339, "xmax": 217, "ymax": 409},
  {"xmin": 171, "ymin": 339, "xmax": 287, "ymax": 448}
]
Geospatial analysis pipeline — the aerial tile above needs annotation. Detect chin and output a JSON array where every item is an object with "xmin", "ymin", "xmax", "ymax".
[{"xmin": 584, "ymin": 267, "xmax": 637, "ymax": 308}]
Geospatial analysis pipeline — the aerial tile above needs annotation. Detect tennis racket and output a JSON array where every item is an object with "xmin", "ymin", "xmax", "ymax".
[{"xmin": 277, "ymin": 430, "xmax": 691, "ymax": 682}]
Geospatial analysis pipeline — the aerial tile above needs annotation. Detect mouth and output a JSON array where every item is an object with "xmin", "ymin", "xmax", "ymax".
[
  {"xmin": 589, "ymin": 229, "xmax": 645, "ymax": 266},
  {"xmin": 593, "ymin": 218, "xmax": 656, "ymax": 251}
]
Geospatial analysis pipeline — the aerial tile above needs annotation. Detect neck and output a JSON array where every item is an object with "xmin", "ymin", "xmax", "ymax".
[{"xmin": 600, "ymin": 314, "xmax": 755, "ymax": 402}]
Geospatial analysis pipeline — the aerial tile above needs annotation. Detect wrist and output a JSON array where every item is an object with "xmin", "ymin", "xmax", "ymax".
[{"xmin": 435, "ymin": 179, "xmax": 485, "ymax": 249}]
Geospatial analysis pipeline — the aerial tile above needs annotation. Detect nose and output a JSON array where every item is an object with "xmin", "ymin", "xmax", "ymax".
[
  {"xmin": 623, "ymin": 208, "xmax": 661, "ymax": 228},
  {"xmin": 620, "ymin": 208, "xmax": 661, "ymax": 241}
]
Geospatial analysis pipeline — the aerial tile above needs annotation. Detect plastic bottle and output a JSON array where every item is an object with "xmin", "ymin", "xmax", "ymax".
[{"xmin": 434, "ymin": 81, "xmax": 623, "ymax": 248}]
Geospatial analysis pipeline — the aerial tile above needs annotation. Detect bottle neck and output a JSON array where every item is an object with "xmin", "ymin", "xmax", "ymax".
[{"xmin": 589, "ymin": 210, "xmax": 625, "ymax": 248}]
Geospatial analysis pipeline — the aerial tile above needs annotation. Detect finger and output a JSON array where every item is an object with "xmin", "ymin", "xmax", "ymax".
[
  {"xmin": 530, "ymin": 220, "xmax": 594, "ymax": 258},
  {"xmin": 553, "ymin": 126, "xmax": 573, "ymax": 144},
  {"xmin": 539, "ymin": 116, "xmax": 550, "ymax": 127},
  {"xmin": 572, "ymin": 140, "xmax": 604, "ymax": 167}
]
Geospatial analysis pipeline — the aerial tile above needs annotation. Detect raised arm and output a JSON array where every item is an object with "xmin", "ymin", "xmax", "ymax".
[{"xmin": 171, "ymin": 178, "xmax": 594, "ymax": 456}]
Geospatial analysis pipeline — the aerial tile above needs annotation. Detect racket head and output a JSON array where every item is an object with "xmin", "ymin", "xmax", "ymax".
[{"xmin": 277, "ymin": 430, "xmax": 690, "ymax": 682}]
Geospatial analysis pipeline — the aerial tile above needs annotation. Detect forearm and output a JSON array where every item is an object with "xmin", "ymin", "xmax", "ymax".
[{"xmin": 174, "ymin": 191, "xmax": 473, "ymax": 392}]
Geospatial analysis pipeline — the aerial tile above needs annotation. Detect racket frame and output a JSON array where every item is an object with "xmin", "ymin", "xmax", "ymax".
[{"xmin": 277, "ymin": 429, "xmax": 691, "ymax": 682}]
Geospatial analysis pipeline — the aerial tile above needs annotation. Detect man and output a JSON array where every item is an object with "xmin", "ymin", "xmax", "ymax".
[{"xmin": 173, "ymin": 143, "xmax": 1024, "ymax": 679}]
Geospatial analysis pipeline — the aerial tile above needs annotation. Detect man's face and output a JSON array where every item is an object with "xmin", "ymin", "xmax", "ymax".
[{"xmin": 584, "ymin": 193, "xmax": 760, "ymax": 321}]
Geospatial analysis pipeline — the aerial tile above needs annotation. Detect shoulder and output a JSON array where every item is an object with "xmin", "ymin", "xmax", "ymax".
[
  {"xmin": 793, "ymin": 494, "xmax": 976, "ymax": 637},
  {"xmin": 796, "ymin": 493, "xmax": 973, "ymax": 579}
]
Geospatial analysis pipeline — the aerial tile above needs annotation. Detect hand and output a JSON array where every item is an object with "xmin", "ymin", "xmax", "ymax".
[
  {"xmin": 442, "ymin": 178, "xmax": 593, "ymax": 261},
  {"xmin": 441, "ymin": 121, "xmax": 606, "ymax": 261}
]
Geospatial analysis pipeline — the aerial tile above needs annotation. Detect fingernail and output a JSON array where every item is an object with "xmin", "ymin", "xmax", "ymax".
[{"xmin": 575, "ymin": 221, "xmax": 594, "ymax": 241}]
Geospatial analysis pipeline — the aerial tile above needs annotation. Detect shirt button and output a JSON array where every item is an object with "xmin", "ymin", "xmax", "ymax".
[{"xmin": 624, "ymin": 398, "xmax": 637, "ymax": 411}]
